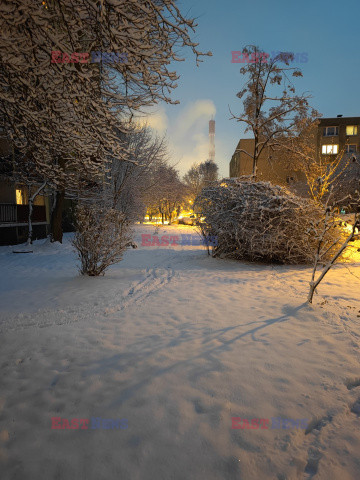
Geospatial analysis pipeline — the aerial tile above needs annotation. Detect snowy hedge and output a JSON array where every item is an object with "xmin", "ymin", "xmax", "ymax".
[{"xmin": 194, "ymin": 178, "xmax": 343, "ymax": 264}]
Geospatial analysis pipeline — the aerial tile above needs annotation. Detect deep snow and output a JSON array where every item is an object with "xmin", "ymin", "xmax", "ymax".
[{"xmin": 0, "ymin": 224, "xmax": 359, "ymax": 480}]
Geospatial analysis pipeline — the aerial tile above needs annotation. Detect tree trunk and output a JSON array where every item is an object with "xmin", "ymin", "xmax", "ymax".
[
  {"xmin": 253, "ymin": 131, "xmax": 259, "ymax": 179},
  {"xmin": 51, "ymin": 189, "xmax": 65, "ymax": 243},
  {"xmin": 27, "ymin": 184, "xmax": 33, "ymax": 245},
  {"xmin": 27, "ymin": 181, "xmax": 47, "ymax": 245}
]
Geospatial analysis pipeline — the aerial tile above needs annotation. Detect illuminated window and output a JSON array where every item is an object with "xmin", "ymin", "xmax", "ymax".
[
  {"xmin": 322, "ymin": 144, "xmax": 338, "ymax": 155},
  {"xmin": 346, "ymin": 125, "xmax": 358, "ymax": 136},
  {"xmin": 346, "ymin": 144, "xmax": 357, "ymax": 153},
  {"xmin": 323, "ymin": 126, "xmax": 339, "ymax": 136},
  {"xmin": 16, "ymin": 189, "xmax": 24, "ymax": 204}
]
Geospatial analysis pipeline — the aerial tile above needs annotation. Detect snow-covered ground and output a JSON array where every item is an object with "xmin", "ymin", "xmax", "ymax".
[{"xmin": 0, "ymin": 224, "xmax": 360, "ymax": 480}]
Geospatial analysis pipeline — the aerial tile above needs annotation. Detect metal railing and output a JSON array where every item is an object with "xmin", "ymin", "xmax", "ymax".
[
  {"xmin": 0, "ymin": 203, "xmax": 47, "ymax": 224},
  {"xmin": 0, "ymin": 203, "xmax": 16, "ymax": 223}
]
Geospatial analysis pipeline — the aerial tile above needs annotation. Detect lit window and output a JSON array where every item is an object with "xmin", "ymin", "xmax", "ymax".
[
  {"xmin": 323, "ymin": 126, "xmax": 339, "ymax": 136},
  {"xmin": 322, "ymin": 144, "xmax": 338, "ymax": 155},
  {"xmin": 16, "ymin": 189, "xmax": 24, "ymax": 204},
  {"xmin": 346, "ymin": 125, "xmax": 358, "ymax": 136},
  {"xmin": 346, "ymin": 144, "xmax": 357, "ymax": 153}
]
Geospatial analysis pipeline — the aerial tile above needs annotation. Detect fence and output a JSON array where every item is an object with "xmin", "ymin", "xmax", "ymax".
[{"xmin": 0, "ymin": 204, "xmax": 47, "ymax": 224}]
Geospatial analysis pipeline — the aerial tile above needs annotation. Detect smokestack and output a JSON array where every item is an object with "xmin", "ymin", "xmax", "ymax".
[{"xmin": 209, "ymin": 119, "xmax": 215, "ymax": 162}]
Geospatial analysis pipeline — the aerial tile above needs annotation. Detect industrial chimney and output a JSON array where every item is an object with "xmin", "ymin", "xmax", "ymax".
[{"xmin": 209, "ymin": 119, "xmax": 215, "ymax": 162}]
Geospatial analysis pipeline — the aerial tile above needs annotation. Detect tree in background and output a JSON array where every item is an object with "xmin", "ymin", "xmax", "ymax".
[
  {"xmin": 109, "ymin": 124, "xmax": 169, "ymax": 223},
  {"xmin": 144, "ymin": 164, "xmax": 186, "ymax": 224},
  {"xmin": 183, "ymin": 164, "xmax": 204, "ymax": 200},
  {"xmin": 183, "ymin": 159, "xmax": 218, "ymax": 200},
  {"xmin": 231, "ymin": 45, "xmax": 317, "ymax": 178},
  {"xmin": 199, "ymin": 160, "xmax": 219, "ymax": 185}
]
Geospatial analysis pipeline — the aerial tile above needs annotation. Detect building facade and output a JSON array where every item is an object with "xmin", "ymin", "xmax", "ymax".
[
  {"xmin": 229, "ymin": 138, "xmax": 307, "ymax": 193},
  {"xmin": 229, "ymin": 116, "xmax": 360, "ymax": 195},
  {"xmin": 0, "ymin": 133, "xmax": 51, "ymax": 245},
  {"xmin": 317, "ymin": 116, "xmax": 359, "ymax": 157}
]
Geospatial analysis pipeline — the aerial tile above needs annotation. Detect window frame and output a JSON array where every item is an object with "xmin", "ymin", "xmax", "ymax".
[
  {"xmin": 345, "ymin": 144, "xmax": 357, "ymax": 153},
  {"xmin": 346, "ymin": 125, "xmax": 358, "ymax": 136},
  {"xmin": 323, "ymin": 126, "xmax": 339, "ymax": 137},
  {"xmin": 322, "ymin": 144, "xmax": 339, "ymax": 155}
]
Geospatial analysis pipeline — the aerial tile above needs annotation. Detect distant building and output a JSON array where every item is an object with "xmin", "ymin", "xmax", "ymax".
[
  {"xmin": 229, "ymin": 116, "xmax": 360, "ymax": 196},
  {"xmin": 229, "ymin": 138, "xmax": 307, "ymax": 193},
  {"xmin": 317, "ymin": 116, "xmax": 359, "ymax": 157}
]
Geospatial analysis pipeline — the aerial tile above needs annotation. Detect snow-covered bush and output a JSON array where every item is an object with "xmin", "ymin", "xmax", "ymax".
[
  {"xmin": 72, "ymin": 205, "xmax": 132, "ymax": 276},
  {"xmin": 194, "ymin": 178, "xmax": 344, "ymax": 264}
]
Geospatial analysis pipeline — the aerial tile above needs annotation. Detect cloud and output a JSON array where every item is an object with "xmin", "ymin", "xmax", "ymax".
[
  {"xmin": 170, "ymin": 100, "xmax": 216, "ymax": 173},
  {"xmin": 137, "ymin": 106, "xmax": 168, "ymax": 134},
  {"xmin": 177, "ymin": 133, "xmax": 210, "ymax": 170},
  {"xmin": 172, "ymin": 100, "xmax": 216, "ymax": 141},
  {"xmin": 139, "ymin": 99, "xmax": 217, "ymax": 175}
]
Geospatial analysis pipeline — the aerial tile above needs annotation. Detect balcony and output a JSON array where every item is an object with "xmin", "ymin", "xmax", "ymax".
[{"xmin": 0, "ymin": 203, "xmax": 47, "ymax": 225}]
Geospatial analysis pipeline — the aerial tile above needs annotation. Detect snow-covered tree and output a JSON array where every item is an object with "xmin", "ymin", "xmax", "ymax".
[
  {"xmin": 194, "ymin": 178, "xmax": 343, "ymax": 265},
  {"xmin": 183, "ymin": 164, "xmax": 204, "ymax": 200},
  {"xmin": 231, "ymin": 45, "xmax": 317, "ymax": 178},
  {"xmin": 306, "ymin": 156, "xmax": 360, "ymax": 303},
  {"xmin": 329, "ymin": 154, "xmax": 360, "ymax": 208},
  {"xmin": 0, "ymin": 0, "xmax": 210, "ymax": 240},
  {"xmin": 307, "ymin": 210, "xmax": 359, "ymax": 303},
  {"xmin": 109, "ymin": 124, "xmax": 169, "ymax": 222},
  {"xmin": 156, "ymin": 165, "xmax": 186, "ymax": 224},
  {"xmin": 199, "ymin": 160, "xmax": 219, "ymax": 185},
  {"xmin": 183, "ymin": 159, "xmax": 218, "ymax": 200},
  {"xmin": 143, "ymin": 164, "xmax": 186, "ymax": 224},
  {"xmin": 72, "ymin": 203, "xmax": 133, "ymax": 276}
]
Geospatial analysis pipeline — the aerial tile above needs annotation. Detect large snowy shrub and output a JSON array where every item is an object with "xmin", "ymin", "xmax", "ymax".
[
  {"xmin": 194, "ymin": 178, "xmax": 343, "ymax": 264},
  {"xmin": 72, "ymin": 205, "xmax": 132, "ymax": 276}
]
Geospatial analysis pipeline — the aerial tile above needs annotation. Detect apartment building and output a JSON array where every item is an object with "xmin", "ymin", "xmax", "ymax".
[
  {"xmin": 229, "ymin": 138, "xmax": 307, "ymax": 194},
  {"xmin": 229, "ymin": 116, "xmax": 360, "ymax": 195},
  {"xmin": 318, "ymin": 116, "xmax": 359, "ymax": 157}
]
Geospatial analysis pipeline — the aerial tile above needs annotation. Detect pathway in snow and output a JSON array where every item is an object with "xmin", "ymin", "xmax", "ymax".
[{"xmin": 0, "ymin": 225, "xmax": 360, "ymax": 480}]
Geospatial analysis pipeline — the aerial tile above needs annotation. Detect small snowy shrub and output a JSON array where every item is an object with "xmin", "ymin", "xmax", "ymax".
[
  {"xmin": 72, "ymin": 204, "xmax": 132, "ymax": 276},
  {"xmin": 194, "ymin": 178, "xmax": 344, "ymax": 264}
]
